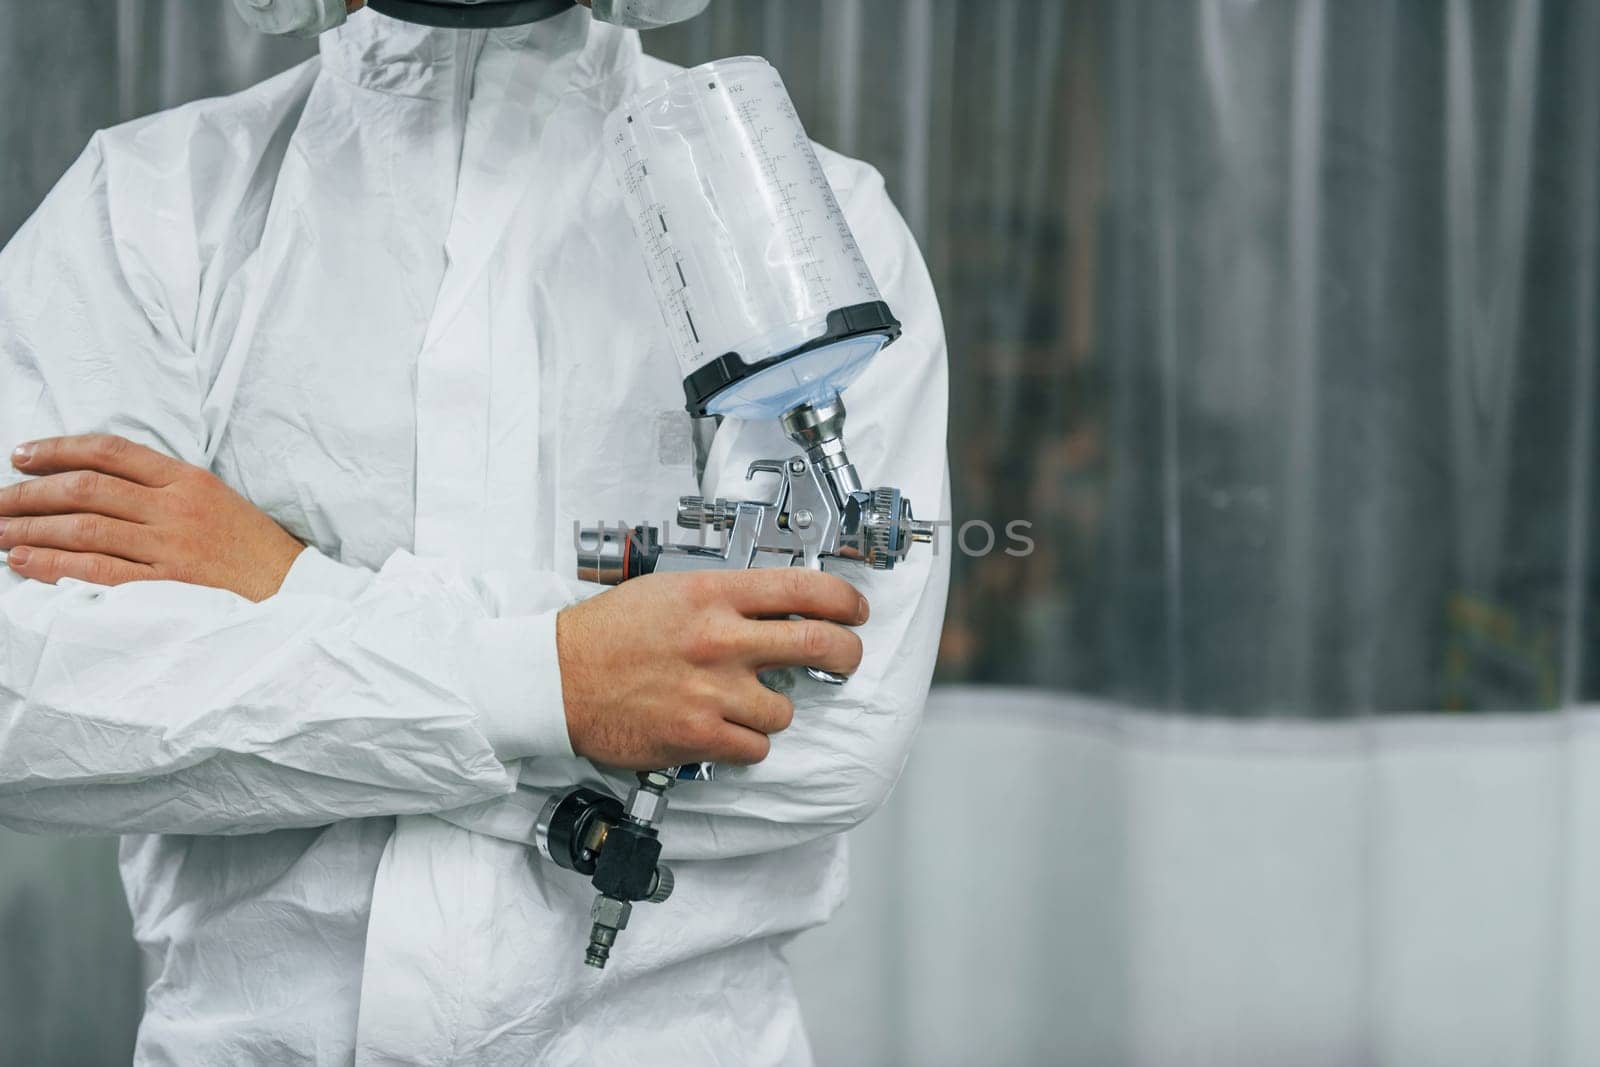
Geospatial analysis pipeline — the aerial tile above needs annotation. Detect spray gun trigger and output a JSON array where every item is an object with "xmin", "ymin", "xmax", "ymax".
[{"xmin": 745, "ymin": 459, "xmax": 788, "ymax": 481}]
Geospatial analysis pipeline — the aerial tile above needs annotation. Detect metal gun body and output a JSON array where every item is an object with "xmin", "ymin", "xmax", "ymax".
[{"xmin": 542, "ymin": 398, "xmax": 932, "ymax": 967}]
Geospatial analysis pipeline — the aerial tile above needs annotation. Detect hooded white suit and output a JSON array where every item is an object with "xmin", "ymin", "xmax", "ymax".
[{"xmin": 0, "ymin": 8, "xmax": 948, "ymax": 1064}]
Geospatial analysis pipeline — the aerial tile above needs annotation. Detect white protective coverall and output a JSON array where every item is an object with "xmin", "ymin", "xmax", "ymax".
[{"xmin": 0, "ymin": 8, "xmax": 948, "ymax": 1065}]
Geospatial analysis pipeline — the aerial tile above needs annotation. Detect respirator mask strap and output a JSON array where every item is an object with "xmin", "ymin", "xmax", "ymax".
[{"xmin": 364, "ymin": 0, "xmax": 576, "ymax": 29}]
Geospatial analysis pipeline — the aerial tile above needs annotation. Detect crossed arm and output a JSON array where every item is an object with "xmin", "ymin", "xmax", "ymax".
[
  {"xmin": 1, "ymin": 433, "xmax": 304, "ymax": 600},
  {"xmin": 0, "ymin": 137, "xmax": 946, "ymax": 846},
  {"xmin": 0, "ymin": 432, "xmax": 870, "ymax": 773}
]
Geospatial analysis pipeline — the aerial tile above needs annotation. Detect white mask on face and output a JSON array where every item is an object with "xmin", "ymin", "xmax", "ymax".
[{"xmin": 230, "ymin": 0, "xmax": 351, "ymax": 37}]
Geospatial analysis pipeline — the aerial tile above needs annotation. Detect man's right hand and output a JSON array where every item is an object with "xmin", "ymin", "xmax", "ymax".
[{"xmin": 557, "ymin": 569, "xmax": 869, "ymax": 770}]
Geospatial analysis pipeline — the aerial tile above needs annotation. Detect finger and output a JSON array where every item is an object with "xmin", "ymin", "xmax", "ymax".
[
  {"xmin": 723, "ymin": 567, "xmax": 868, "ymax": 625},
  {"xmin": 0, "ymin": 470, "xmax": 155, "ymax": 522},
  {"xmin": 706, "ymin": 723, "xmax": 772, "ymax": 767},
  {"xmin": 0, "ymin": 513, "xmax": 161, "ymax": 563},
  {"xmin": 724, "ymin": 685, "xmax": 795, "ymax": 735},
  {"xmin": 12, "ymin": 434, "xmax": 186, "ymax": 488},
  {"xmin": 5, "ymin": 546, "xmax": 156, "ymax": 587},
  {"xmin": 743, "ymin": 618, "xmax": 864, "ymax": 675}
]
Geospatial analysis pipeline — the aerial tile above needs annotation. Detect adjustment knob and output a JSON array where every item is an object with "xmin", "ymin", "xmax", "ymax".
[
  {"xmin": 862, "ymin": 488, "xmax": 902, "ymax": 569},
  {"xmin": 860, "ymin": 488, "xmax": 934, "ymax": 570},
  {"xmin": 677, "ymin": 496, "xmax": 734, "ymax": 531},
  {"xmin": 647, "ymin": 865, "xmax": 676, "ymax": 904}
]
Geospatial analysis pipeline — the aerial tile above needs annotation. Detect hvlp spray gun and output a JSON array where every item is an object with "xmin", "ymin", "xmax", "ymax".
[{"xmin": 534, "ymin": 57, "xmax": 933, "ymax": 968}]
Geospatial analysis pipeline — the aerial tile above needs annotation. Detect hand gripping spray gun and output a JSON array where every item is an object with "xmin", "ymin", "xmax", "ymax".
[{"xmin": 534, "ymin": 57, "xmax": 934, "ymax": 968}]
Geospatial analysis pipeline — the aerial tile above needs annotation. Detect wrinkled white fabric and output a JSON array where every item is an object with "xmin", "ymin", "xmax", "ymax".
[
  {"xmin": 230, "ymin": 0, "xmax": 349, "ymax": 38},
  {"xmin": 590, "ymin": 0, "xmax": 711, "ymax": 30},
  {"xmin": 0, "ymin": 7, "xmax": 948, "ymax": 1065}
]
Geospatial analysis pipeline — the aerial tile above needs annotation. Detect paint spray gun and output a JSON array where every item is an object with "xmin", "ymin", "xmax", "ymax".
[{"xmin": 533, "ymin": 57, "xmax": 934, "ymax": 968}]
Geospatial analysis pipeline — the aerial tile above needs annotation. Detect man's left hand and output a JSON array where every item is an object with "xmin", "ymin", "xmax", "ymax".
[{"xmin": 0, "ymin": 434, "xmax": 303, "ymax": 602}]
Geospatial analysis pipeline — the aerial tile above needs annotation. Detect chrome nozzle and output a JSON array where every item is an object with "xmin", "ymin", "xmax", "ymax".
[
  {"xmin": 781, "ymin": 397, "xmax": 863, "ymax": 502},
  {"xmin": 575, "ymin": 525, "xmax": 630, "ymax": 585}
]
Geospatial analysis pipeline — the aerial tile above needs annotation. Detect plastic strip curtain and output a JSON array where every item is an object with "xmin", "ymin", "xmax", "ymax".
[
  {"xmin": 650, "ymin": 2, "xmax": 1600, "ymax": 1064},
  {"xmin": 654, "ymin": 0, "xmax": 1600, "ymax": 717},
  {"xmin": 794, "ymin": 688, "xmax": 1600, "ymax": 1066}
]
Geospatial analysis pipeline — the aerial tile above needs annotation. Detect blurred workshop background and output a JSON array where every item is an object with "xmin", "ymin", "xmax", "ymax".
[{"xmin": 3, "ymin": 0, "xmax": 1599, "ymax": 1064}]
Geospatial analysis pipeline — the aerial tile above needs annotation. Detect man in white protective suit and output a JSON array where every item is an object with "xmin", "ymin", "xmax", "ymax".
[{"xmin": 0, "ymin": 0, "xmax": 949, "ymax": 1063}]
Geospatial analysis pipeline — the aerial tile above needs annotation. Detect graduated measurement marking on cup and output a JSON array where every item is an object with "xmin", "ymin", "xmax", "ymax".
[
  {"xmin": 620, "ymin": 144, "xmax": 704, "ymax": 359},
  {"xmin": 739, "ymin": 96, "xmax": 835, "ymax": 308},
  {"xmin": 802, "ymin": 127, "xmax": 877, "ymax": 295},
  {"xmin": 650, "ymin": 213, "xmax": 700, "ymax": 350}
]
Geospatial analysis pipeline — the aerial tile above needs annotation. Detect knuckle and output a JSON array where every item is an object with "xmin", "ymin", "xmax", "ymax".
[
  {"xmin": 63, "ymin": 470, "xmax": 99, "ymax": 501},
  {"xmin": 683, "ymin": 674, "xmax": 722, "ymax": 710},
  {"xmin": 682, "ymin": 627, "xmax": 721, "ymax": 665},
  {"xmin": 185, "ymin": 466, "xmax": 222, "ymax": 493},
  {"xmin": 688, "ymin": 619, "xmax": 743, "ymax": 664},
  {"xmin": 81, "ymin": 556, "xmax": 114, "ymax": 585},
  {"xmin": 167, "ymin": 487, "xmax": 203, "ymax": 521},
  {"xmin": 767, "ymin": 694, "xmax": 795, "ymax": 732},
  {"xmin": 729, "ymin": 733, "xmax": 770, "ymax": 765},
  {"xmin": 781, "ymin": 566, "xmax": 813, "ymax": 602},
  {"xmin": 67, "ymin": 513, "xmax": 102, "ymax": 542},
  {"xmin": 681, "ymin": 571, "xmax": 719, "ymax": 606},
  {"xmin": 93, "ymin": 434, "xmax": 128, "ymax": 461},
  {"xmin": 800, "ymin": 622, "xmax": 833, "ymax": 661},
  {"xmin": 680, "ymin": 710, "xmax": 723, "ymax": 754}
]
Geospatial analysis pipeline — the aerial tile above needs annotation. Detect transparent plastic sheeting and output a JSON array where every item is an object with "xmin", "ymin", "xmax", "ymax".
[
  {"xmin": 792, "ymin": 688, "xmax": 1600, "ymax": 1067},
  {"xmin": 604, "ymin": 56, "xmax": 887, "ymax": 418},
  {"xmin": 655, "ymin": 0, "xmax": 1600, "ymax": 714}
]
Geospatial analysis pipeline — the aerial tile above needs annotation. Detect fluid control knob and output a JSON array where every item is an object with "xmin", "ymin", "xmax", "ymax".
[{"xmin": 859, "ymin": 488, "xmax": 933, "ymax": 570}]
